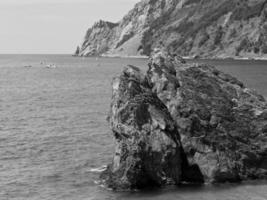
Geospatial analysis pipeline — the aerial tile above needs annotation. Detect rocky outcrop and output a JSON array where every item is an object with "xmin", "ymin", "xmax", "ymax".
[
  {"xmin": 100, "ymin": 65, "xmax": 184, "ymax": 190},
  {"xmin": 101, "ymin": 50, "xmax": 267, "ymax": 190},
  {"xmin": 73, "ymin": 46, "xmax": 80, "ymax": 56},
  {"xmin": 76, "ymin": 0, "xmax": 267, "ymax": 59}
]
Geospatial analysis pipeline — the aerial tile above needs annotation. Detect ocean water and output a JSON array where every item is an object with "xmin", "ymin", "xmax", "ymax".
[{"xmin": 0, "ymin": 54, "xmax": 266, "ymax": 200}]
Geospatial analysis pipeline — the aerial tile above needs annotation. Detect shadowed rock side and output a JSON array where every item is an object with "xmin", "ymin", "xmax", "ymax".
[
  {"xmin": 147, "ymin": 50, "xmax": 267, "ymax": 183},
  {"xmin": 100, "ymin": 66, "xmax": 184, "ymax": 190},
  {"xmin": 102, "ymin": 50, "xmax": 267, "ymax": 190}
]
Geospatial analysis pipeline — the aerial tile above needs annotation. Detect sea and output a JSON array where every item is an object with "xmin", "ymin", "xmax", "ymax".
[{"xmin": 0, "ymin": 54, "xmax": 267, "ymax": 200}]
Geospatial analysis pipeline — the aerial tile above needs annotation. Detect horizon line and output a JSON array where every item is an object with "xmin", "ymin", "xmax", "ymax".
[{"xmin": 0, "ymin": 53, "xmax": 73, "ymax": 55}]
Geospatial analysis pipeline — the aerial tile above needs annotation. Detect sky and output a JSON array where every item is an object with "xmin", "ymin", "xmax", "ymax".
[{"xmin": 0, "ymin": 0, "xmax": 139, "ymax": 54}]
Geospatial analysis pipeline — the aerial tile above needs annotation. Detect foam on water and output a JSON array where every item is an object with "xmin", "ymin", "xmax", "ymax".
[{"xmin": 89, "ymin": 165, "xmax": 107, "ymax": 173}]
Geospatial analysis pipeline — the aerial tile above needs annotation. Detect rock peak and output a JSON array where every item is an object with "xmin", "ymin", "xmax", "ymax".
[{"xmin": 93, "ymin": 20, "xmax": 118, "ymax": 29}]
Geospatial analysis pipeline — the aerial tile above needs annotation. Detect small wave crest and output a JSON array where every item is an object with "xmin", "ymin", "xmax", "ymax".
[{"xmin": 89, "ymin": 165, "xmax": 107, "ymax": 173}]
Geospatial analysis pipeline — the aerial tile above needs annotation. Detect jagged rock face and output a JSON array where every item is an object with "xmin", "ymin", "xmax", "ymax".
[
  {"xmin": 147, "ymin": 50, "xmax": 267, "ymax": 182},
  {"xmin": 102, "ymin": 50, "xmax": 267, "ymax": 190},
  {"xmin": 77, "ymin": 20, "xmax": 119, "ymax": 56},
  {"xmin": 101, "ymin": 65, "xmax": 184, "ymax": 190},
  {"xmin": 77, "ymin": 0, "xmax": 267, "ymax": 59}
]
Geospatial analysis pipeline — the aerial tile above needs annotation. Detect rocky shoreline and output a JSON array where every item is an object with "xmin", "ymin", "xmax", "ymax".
[{"xmin": 100, "ymin": 49, "xmax": 267, "ymax": 191}]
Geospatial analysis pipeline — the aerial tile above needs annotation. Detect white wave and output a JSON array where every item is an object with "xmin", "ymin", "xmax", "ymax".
[{"xmin": 89, "ymin": 165, "xmax": 107, "ymax": 173}]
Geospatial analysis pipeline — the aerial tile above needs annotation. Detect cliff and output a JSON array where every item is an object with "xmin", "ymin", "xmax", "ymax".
[
  {"xmin": 101, "ymin": 50, "xmax": 267, "ymax": 190},
  {"xmin": 75, "ymin": 0, "xmax": 267, "ymax": 59}
]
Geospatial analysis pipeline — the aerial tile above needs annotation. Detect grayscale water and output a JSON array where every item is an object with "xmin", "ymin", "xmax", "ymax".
[{"xmin": 0, "ymin": 55, "xmax": 267, "ymax": 200}]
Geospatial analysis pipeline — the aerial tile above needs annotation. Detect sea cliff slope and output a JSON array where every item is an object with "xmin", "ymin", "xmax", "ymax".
[{"xmin": 75, "ymin": 0, "xmax": 267, "ymax": 59}]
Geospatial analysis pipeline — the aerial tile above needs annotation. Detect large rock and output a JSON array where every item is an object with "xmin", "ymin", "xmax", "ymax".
[
  {"xmin": 102, "ymin": 49, "xmax": 267, "ymax": 190},
  {"xmin": 101, "ymin": 65, "xmax": 185, "ymax": 190},
  {"xmin": 147, "ymin": 50, "xmax": 267, "ymax": 183}
]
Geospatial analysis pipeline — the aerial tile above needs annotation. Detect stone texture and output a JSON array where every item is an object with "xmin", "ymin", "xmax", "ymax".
[
  {"xmin": 146, "ymin": 50, "xmax": 267, "ymax": 183},
  {"xmin": 101, "ymin": 65, "xmax": 184, "ymax": 190}
]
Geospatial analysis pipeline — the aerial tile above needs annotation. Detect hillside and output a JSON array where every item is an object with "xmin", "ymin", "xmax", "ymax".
[{"xmin": 75, "ymin": 0, "xmax": 267, "ymax": 59}]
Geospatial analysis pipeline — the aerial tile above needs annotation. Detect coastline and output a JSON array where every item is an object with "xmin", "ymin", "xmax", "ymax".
[
  {"xmin": 101, "ymin": 54, "xmax": 149, "ymax": 59},
  {"xmin": 73, "ymin": 54, "xmax": 267, "ymax": 61}
]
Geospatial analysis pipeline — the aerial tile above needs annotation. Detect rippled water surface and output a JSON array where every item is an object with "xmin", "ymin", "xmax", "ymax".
[{"xmin": 0, "ymin": 55, "xmax": 266, "ymax": 200}]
